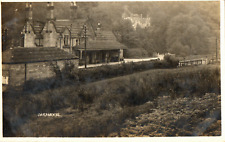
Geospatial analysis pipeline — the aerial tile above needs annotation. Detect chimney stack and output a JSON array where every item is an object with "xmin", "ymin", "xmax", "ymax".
[
  {"xmin": 97, "ymin": 22, "xmax": 101, "ymax": 30},
  {"xmin": 70, "ymin": 1, "xmax": 78, "ymax": 20},
  {"xmin": 47, "ymin": 2, "xmax": 55, "ymax": 20},
  {"xmin": 25, "ymin": 2, "xmax": 33, "ymax": 22}
]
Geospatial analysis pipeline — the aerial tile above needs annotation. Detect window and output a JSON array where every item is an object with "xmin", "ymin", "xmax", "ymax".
[
  {"xmin": 40, "ymin": 39, "xmax": 43, "ymax": 46},
  {"xmin": 2, "ymin": 76, "xmax": 8, "ymax": 85},
  {"xmin": 35, "ymin": 39, "xmax": 43, "ymax": 46},
  {"xmin": 76, "ymin": 39, "xmax": 79, "ymax": 45},
  {"xmin": 64, "ymin": 35, "xmax": 69, "ymax": 46}
]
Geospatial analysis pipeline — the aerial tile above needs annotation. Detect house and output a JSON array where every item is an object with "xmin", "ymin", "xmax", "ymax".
[
  {"xmin": 122, "ymin": 7, "xmax": 150, "ymax": 30},
  {"xmin": 21, "ymin": 2, "xmax": 127, "ymax": 65},
  {"xmin": 2, "ymin": 47, "xmax": 79, "ymax": 87}
]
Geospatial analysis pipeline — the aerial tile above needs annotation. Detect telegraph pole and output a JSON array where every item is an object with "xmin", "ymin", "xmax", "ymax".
[
  {"xmin": 216, "ymin": 36, "xmax": 217, "ymax": 62},
  {"xmin": 84, "ymin": 24, "xmax": 87, "ymax": 68},
  {"xmin": 70, "ymin": 24, "xmax": 72, "ymax": 53}
]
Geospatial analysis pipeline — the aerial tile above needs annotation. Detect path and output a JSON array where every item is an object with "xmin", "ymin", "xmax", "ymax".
[{"xmin": 78, "ymin": 57, "xmax": 160, "ymax": 69}]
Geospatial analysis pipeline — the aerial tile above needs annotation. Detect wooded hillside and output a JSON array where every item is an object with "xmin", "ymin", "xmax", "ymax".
[{"xmin": 2, "ymin": 2, "xmax": 220, "ymax": 56}]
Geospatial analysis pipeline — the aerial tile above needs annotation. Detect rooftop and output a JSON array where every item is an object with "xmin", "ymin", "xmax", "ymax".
[
  {"xmin": 54, "ymin": 19, "xmax": 93, "ymax": 37},
  {"xmin": 2, "ymin": 47, "xmax": 78, "ymax": 64},
  {"xmin": 95, "ymin": 30, "xmax": 117, "ymax": 41},
  {"xmin": 75, "ymin": 40, "xmax": 127, "ymax": 50}
]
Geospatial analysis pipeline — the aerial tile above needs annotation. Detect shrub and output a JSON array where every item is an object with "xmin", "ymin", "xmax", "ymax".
[
  {"xmin": 163, "ymin": 55, "xmax": 179, "ymax": 67},
  {"xmin": 23, "ymin": 78, "xmax": 61, "ymax": 94},
  {"xmin": 77, "ymin": 60, "xmax": 178, "ymax": 83},
  {"xmin": 78, "ymin": 88, "xmax": 95, "ymax": 104},
  {"xmin": 50, "ymin": 62, "xmax": 62, "ymax": 80}
]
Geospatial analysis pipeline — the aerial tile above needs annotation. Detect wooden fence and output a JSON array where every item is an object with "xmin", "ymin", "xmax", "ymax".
[{"xmin": 178, "ymin": 59, "xmax": 208, "ymax": 67}]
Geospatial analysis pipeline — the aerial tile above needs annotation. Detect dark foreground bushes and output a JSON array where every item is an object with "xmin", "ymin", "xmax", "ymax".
[
  {"xmin": 78, "ymin": 57, "xmax": 179, "ymax": 83},
  {"xmin": 3, "ymin": 65, "xmax": 220, "ymax": 137},
  {"xmin": 20, "ymin": 56, "xmax": 179, "ymax": 94}
]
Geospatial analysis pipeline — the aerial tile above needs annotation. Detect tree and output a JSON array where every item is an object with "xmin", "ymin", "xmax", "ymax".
[{"xmin": 166, "ymin": 12, "xmax": 212, "ymax": 56}]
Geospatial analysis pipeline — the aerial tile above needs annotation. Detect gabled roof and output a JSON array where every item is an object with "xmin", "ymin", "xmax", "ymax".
[
  {"xmin": 2, "ymin": 47, "xmax": 78, "ymax": 64},
  {"xmin": 41, "ymin": 20, "xmax": 58, "ymax": 34},
  {"xmin": 76, "ymin": 40, "xmax": 127, "ymax": 51},
  {"xmin": 54, "ymin": 19, "xmax": 93, "ymax": 37},
  {"xmin": 54, "ymin": 19, "xmax": 83, "ymax": 33},
  {"xmin": 33, "ymin": 21, "xmax": 45, "ymax": 34},
  {"xmin": 21, "ymin": 21, "xmax": 45, "ymax": 39},
  {"xmin": 76, "ymin": 29, "xmax": 128, "ymax": 50},
  {"xmin": 22, "ymin": 21, "xmax": 35, "ymax": 34}
]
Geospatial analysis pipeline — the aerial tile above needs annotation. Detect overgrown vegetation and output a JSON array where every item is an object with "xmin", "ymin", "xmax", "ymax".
[
  {"xmin": 120, "ymin": 93, "xmax": 221, "ymax": 136},
  {"xmin": 3, "ymin": 64, "xmax": 220, "ymax": 136},
  {"xmin": 78, "ymin": 58, "xmax": 179, "ymax": 83},
  {"xmin": 20, "ymin": 58, "xmax": 179, "ymax": 94}
]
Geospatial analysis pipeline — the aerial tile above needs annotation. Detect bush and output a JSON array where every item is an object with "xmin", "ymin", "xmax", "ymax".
[
  {"xmin": 47, "ymin": 56, "xmax": 181, "ymax": 85},
  {"xmin": 23, "ymin": 78, "xmax": 61, "ymax": 94},
  {"xmin": 77, "ymin": 60, "xmax": 179, "ymax": 83},
  {"xmin": 163, "ymin": 55, "xmax": 179, "ymax": 67}
]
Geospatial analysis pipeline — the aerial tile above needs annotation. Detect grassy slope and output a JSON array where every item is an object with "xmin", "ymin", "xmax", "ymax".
[
  {"xmin": 4, "ymin": 64, "xmax": 220, "ymax": 137},
  {"xmin": 119, "ymin": 93, "xmax": 221, "ymax": 136}
]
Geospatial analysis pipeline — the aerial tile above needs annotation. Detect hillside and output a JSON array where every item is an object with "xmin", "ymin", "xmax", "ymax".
[
  {"xmin": 119, "ymin": 93, "xmax": 221, "ymax": 136},
  {"xmin": 3, "ymin": 64, "xmax": 220, "ymax": 136},
  {"xmin": 2, "ymin": 2, "xmax": 220, "ymax": 56}
]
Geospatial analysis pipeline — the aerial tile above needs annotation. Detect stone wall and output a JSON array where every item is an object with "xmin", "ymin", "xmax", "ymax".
[
  {"xmin": 43, "ymin": 32, "xmax": 59, "ymax": 47},
  {"xmin": 2, "ymin": 64, "xmax": 26, "ymax": 86},
  {"xmin": 26, "ymin": 62, "xmax": 55, "ymax": 80},
  {"xmin": 24, "ymin": 32, "xmax": 36, "ymax": 47},
  {"xmin": 2, "ymin": 59, "xmax": 79, "ymax": 87},
  {"xmin": 42, "ymin": 22, "xmax": 59, "ymax": 47},
  {"xmin": 23, "ymin": 22, "xmax": 36, "ymax": 47}
]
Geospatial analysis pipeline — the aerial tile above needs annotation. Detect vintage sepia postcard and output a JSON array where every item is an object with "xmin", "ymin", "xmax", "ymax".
[{"xmin": 1, "ymin": 0, "xmax": 224, "ymax": 142}]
